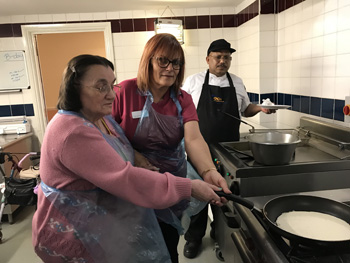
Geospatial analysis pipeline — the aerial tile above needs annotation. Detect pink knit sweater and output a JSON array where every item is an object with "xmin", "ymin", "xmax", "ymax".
[{"xmin": 32, "ymin": 113, "xmax": 191, "ymax": 262}]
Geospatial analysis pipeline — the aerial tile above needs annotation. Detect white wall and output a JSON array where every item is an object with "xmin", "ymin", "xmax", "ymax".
[
  {"xmin": 0, "ymin": 0, "xmax": 349, "ymax": 149},
  {"xmin": 275, "ymin": 0, "xmax": 350, "ymax": 128}
]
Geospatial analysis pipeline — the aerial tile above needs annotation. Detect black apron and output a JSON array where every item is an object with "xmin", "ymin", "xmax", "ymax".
[{"xmin": 197, "ymin": 70, "xmax": 240, "ymax": 143}]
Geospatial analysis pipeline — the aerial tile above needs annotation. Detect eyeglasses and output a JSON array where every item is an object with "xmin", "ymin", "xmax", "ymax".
[
  {"xmin": 154, "ymin": 56, "xmax": 183, "ymax": 70},
  {"xmin": 209, "ymin": 55, "xmax": 232, "ymax": 62},
  {"xmin": 86, "ymin": 83, "xmax": 115, "ymax": 94}
]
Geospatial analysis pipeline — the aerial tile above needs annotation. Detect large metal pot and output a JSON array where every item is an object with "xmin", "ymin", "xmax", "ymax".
[{"xmin": 246, "ymin": 132, "xmax": 301, "ymax": 165}]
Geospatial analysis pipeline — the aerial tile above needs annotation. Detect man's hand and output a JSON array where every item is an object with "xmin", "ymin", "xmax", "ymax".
[{"xmin": 261, "ymin": 107, "xmax": 276, "ymax": 114}]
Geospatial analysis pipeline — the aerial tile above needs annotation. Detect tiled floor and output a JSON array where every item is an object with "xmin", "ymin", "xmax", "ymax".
[{"xmin": 1, "ymin": 206, "xmax": 223, "ymax": 263}]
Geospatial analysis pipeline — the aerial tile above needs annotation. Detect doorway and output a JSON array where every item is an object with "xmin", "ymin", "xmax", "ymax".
[
  {"xmin": 36, "ymin": 31, "xmax": 106, "ymax": 121},
  {"xmin": 21, "ymin": 22, "xmax": 114, "ymax": 141}
]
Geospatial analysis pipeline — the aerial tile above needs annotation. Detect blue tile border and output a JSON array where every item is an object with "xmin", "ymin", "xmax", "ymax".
[
  {"xmin": 310, "ymin": 97, "xmax": 321, "ymax": 117},
  {"xmin": 0, "ymin": 103, "xmax": 35, "ymax": 117},
  {"xmin": 300, "ymin": 96, "xmax": 310, "ymax": 114},
  {"xmin": 321, "ymin": 98, "xmax": 334, "ymax": 119},
  {"xmin": 334, "ymin": 99, "xmax": 345, "ymax": 122},
  {"xmin": 247, "ymin": 92, "xmax": 345, "ymax": 122},
  {"xmin": 0, "ymin": 97, "xmax": 346, "ymax": 122},
  {"xmin": 0, "ymin": 105, "xmax": 11, "ymax": 117},
  {"xmin": 11, "ymin": 104, "xmax": 25, "ymax": 116},
  {"xmin": 292, "ymin": 95, "xmax": 301, "ymax": 112}
]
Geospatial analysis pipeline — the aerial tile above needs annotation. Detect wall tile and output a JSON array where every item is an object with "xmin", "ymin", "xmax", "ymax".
[
  {"xmin": 184, "ymin": 8, "xmax": 197, "ymax": 17},
  {"xmin": 11, "ymin": 104, "xmax": 25, "ymax": 116},
  {"xmin": 146, "ymin": 18, "xmax": 155, "ymax": 31},
  {"xmin": 133, "ymin": 18, "xmax": 146, "ymax": 32},
  {"xmin": 325, "ymin": 0, "xmax": 338, "ymax": 12},
  {"xmin": 184, "ymin": 16, "xmax": 197, "ymax": 29},
  {"xmin": 247, "ymin": 92, "xmax": 259, "ymax": 104},
  {"xmin": 198, "ymin": 16, "xmax": 210, "ymax": 29},
  {"xmin": 210, "ymin": 7, "xmax": 223, "ymax": 16},
  {"xmin": 292, "ymin": 95, "xmax": 301, "ymax": 112},
  {"xmin": 145, "ymin": 10, "xmax": 159, "ymax": 18},
  {"xmin": 119, "ymin": 10, "xmax": 133, "ymax": 19},
  {"xmin": 66, "ymin": 13, "xmax": 80, "ymax": 21},
  {"xmin": 334, "ymin": 99, "xmax": 345, "ymax": 122},
  {"xmin": 300, "ymin": 96, "xmax": 310, "ymax": 114},
  {"xmin": 310, "ymin": 97, "xmax": 321, "ymax": 116},
  {"xmin": 51, "ymin": 14, "xmax": 66, "ymax": 22},
  {"xmin": 106, "ymin": 12, "xmax": 120, "ymax": 20},
  {"xmin": 110, "ymin": 20, "xmax": 121, "ymax": 33},
  {"xmin": 0, "ymin": 24, "xmax": 13, "ymax": 37},
  {"xmin": 196, "ymin": 8, "xmax": 209, "ymax": 16},
  {"xmin": 10, "ymin": 15, "xmax": 26, "ymax": 23},
  {"xmin": 277, "ymin": 93, "xmax": 284, "ymax": 104},
  {"xmin": 24, "ymin": 104, "xmax": 35, "ymax": 116},
  {"xmin": 211, "ymin": 15, "xmax": 223, "ymax": 28},
  {"xmin": 0, "ymin": 106, "xmax": 11, "ymax": 117},
  {"xmin": 120, "ymin": 19, "xmax": 133, "ymax": 32},
  {"xmin": 132, "ymin": 10, "xmax": 146, "ymax": 19},
  {"xmin": 24, "ymin": 15, "xmax": 39, "ymax": 23},
  {"xmin": 336, "ymin": 54, "xmax": 350, "ymax": 77},
  {"xmin": 223, "ymin": 15, "xmax": 236, "ymax": 27},
  {"xmin": 277, "ymin": 0, "xmax": 286, "ymax": 13},
  {"xmin": 321, "ymin": 98, "xmax": 334, "ymax": 119},
  {"xmin": 337, "ymin": 5, "xmax": 350, "ymax": 31},
  {"xmin": 250, "ymin": 1, "xmax": 259, "ymax": 19},
  {"xmin": 93, "ymin": 13, "xmax": 107, "ymax": 21},
  {"xmin": 222, "ymin": 6, "xmax": 235, "ymax": 15},
  {"xmin": 261, "ymin": 92, "xmax": 276, "ymax": 103},
  {"xmin": 38, "ymin": 14, "xmax": 53, "ymax": 23},
  {"xmin": 261, "ymin": 0, "xmax": 275, "ymax": 14},
  {"xmin": 79, "ymin": 13, "xmax": 92, "ymax": 21},
  {"xmin": 286, "ymin": 0, "xmax": 294, "ymax": 9},
  {"xmin": 337, "ymin": 30, "xmax": 350, "ymax": 54}
]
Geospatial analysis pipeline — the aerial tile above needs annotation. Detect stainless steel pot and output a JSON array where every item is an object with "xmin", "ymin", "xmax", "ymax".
[{"xmin": 245, "ymin": 132, "xmax": 301, "ymax": 165}]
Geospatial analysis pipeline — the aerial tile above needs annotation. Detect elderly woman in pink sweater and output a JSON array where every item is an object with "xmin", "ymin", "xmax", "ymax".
[{"xmin": 32, "ymin": 55, "xmax": 225, "ymax": 263}]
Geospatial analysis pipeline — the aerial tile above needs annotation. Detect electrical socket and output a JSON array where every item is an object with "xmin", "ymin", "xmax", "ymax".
[{"xmin": 345, "ymin": 96, "xmax": 350, "ymax": 123}]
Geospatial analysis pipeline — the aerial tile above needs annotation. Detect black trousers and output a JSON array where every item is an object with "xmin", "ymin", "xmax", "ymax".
[
  {"xmin": 159, "ymin": 221, "xmax": 180, "ymax": 263},
  {"xmin": 184, "ymin": 204, "xmax": 210, "ymax": 242}
]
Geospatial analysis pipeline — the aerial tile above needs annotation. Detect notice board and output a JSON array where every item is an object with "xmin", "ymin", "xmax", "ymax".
[{"xmin": 0, "ymin": 50, "xmax": 30, "ymax": 90}]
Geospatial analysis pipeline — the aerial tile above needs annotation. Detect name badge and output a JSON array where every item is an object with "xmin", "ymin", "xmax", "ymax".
[{"xmin": 132, "ymin": 111, "xmax": 142, "ymax": 119}]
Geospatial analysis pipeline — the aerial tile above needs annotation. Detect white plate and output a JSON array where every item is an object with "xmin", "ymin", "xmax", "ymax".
[{"xmin": 257, "ymin": 104, "xmax": 291, "ymax": 109}]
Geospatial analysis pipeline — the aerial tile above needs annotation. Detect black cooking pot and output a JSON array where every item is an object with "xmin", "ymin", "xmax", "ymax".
[{"xmin": 215, "ymin": 191, "xmax": 350, "ymax": 248}]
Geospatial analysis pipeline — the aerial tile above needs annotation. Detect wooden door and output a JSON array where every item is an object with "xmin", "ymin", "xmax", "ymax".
[{"xmin": 36, "ymin": 32, "xmax": 106, "ymax": 122}]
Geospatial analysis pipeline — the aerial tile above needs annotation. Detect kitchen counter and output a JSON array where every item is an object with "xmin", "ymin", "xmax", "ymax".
[{"xmin": 0, "ymin": 133, "xmax": 33, "ymax": 150}]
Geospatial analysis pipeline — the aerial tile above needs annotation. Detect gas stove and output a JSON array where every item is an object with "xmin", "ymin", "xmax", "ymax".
[{"xmin": 209, "ymin": 117, "xmax": 350, "ymax": 263}]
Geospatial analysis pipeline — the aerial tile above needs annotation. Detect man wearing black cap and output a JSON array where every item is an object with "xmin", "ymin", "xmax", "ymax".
[{"xmin": 182, "ymin": 39, "xmax": 273, "ymax": 259}]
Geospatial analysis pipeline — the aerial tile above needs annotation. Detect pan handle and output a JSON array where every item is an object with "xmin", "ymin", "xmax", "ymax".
[{"xmin": 215, "ymin": 191, "xmax": 255, "ymax": 210}]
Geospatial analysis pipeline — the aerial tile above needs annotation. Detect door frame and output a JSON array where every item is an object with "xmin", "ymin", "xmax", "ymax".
[{"xmin": 21, "ymin": 22, "xmax": 114, "ymax": 140}]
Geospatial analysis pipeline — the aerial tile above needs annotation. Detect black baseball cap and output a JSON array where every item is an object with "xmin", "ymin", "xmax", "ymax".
[{"xmin": 207, "ymin": 39, "xmax": 236, "ymax": 56}]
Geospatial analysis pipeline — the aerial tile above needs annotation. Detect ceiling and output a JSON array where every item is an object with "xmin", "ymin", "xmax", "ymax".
[{"xmin": 0, "ymin": 0, "xmax": 245, "ymax": 17}]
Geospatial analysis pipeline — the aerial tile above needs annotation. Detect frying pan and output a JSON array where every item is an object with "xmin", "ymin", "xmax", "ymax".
[{"xmin": 215, "ymin": 191, "xmax": 350, "ymax": 248}]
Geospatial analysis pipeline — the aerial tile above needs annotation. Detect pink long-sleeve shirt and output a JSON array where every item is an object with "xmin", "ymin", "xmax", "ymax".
[{"xmin": 32, "ymin": 113, "xmax": 191, "ymax": 262}]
